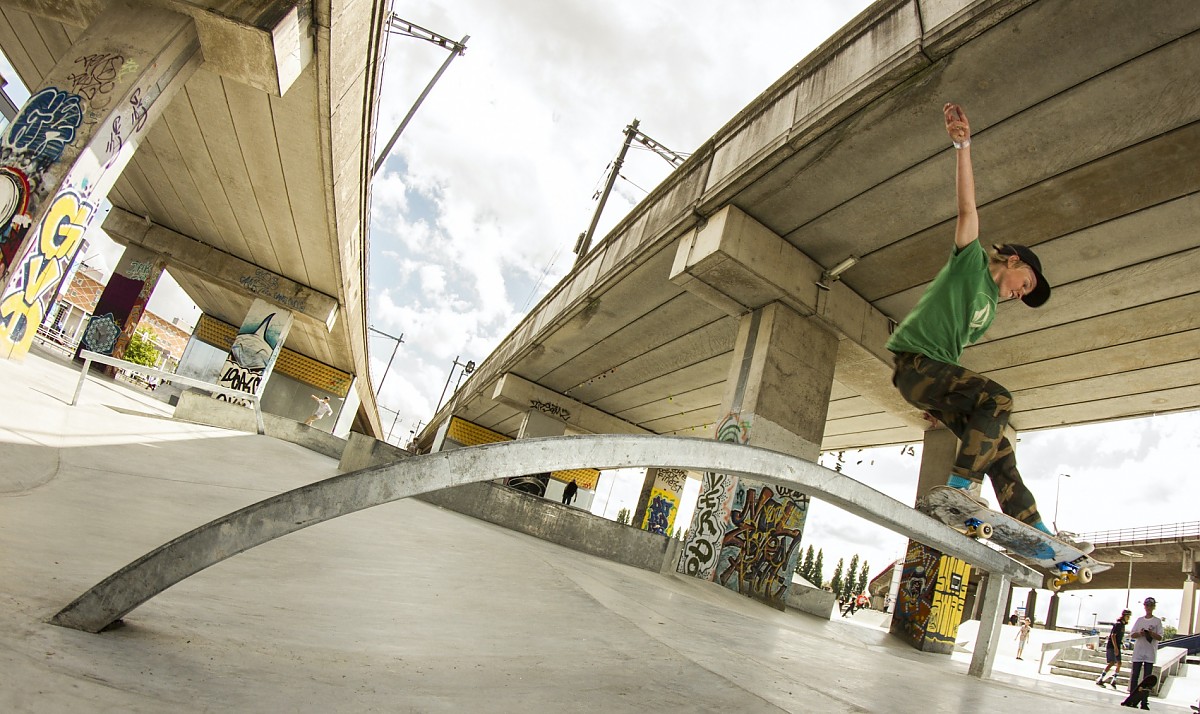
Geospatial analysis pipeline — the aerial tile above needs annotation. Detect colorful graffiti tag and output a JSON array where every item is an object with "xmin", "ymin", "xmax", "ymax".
[
  {"xmin": 0, "ymin": 189, "xmax": 93, "ymax": 355},
  {"xmin": 640, "ymin": 468, "xmax": 686, "ymax": 535},
  {"xmin": 891, "ymin": 540, "xmax": 941, "ymax": 648},
  {"xmin": 716, "ymin": 481, "xmax": 808, "ymax": 605},
  {"xmin": 215, "ymin": 306, "xmax": 289, "ymax": 406}
]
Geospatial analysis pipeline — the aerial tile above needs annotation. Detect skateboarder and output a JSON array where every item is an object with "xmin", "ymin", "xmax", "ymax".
[
  {"xmin": 1128, "ymin": 597, "xmax": 1164, "ymax": 697},
  {"xmin": 305, "ymin": 394, "xmax": 333, "ymax": 426},
  {"xmin": 886, "ymin": 102, "xmax": 1086, "ymax": 549},
  {"xmin": 1097, "ymin": 609, "xmax": 1132, "ymax": 688}
]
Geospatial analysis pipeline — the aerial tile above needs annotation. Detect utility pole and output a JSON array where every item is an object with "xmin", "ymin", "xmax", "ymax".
[
  {"xmin": 573, "ymin": 120, "xmax": 690, "ymax": 264},
  {"xmin": 368, "ymin": 326, "xmax": 404, "ymax": 394},
  {"xmin": 433, "ymin": 355, "xmax": 475, "ymax": 416},
  {"xmin": 372, "ymin": 16, "xmax": 468, "ymax": 178}
]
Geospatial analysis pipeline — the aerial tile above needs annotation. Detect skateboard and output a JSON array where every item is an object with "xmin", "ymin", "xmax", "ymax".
[{"xmin": 918, "ymin": 485, "xmax": 1112, "ymax": 591}]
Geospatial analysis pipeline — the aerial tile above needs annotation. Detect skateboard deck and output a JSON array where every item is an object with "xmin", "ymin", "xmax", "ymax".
[{"xmin": 918, "ymin": 485, "xmax": 1112, "ymax": 590}]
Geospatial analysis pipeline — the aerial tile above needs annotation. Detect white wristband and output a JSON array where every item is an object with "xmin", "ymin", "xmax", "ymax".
[{"xmin": 953, "ymin": 139, "xmax": 971, "ymax": 149}]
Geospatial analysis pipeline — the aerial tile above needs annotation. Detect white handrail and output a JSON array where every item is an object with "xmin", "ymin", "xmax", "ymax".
[
  {"xmin": 73, "ymin": 349, "xmax": 265, "ymax": 435},
  {"xmin": 1038, "ymin": 634, "xmax": 1098, "ymax": 673}
]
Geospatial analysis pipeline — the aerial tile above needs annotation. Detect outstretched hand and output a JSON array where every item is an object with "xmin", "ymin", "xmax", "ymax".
[{"xmin": 944, "ymin": 102, "xmax": 970, "ymax": 145}]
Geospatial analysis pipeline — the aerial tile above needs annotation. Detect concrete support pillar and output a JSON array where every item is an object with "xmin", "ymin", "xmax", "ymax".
[
  {"xmin": 1004, "ymin": 585, "xmax": 1015, "ymax": 623},
  {"xmin": 892, "ymin": 427, "xmax": 974, "ymax": 653},
  {"xmin": 0, "ymin": 0, "xmax": 200, "ymax": 359},
  {"xmin": 509, "ymin": 407, "xmax": 568, "ymax": 498},
  {"xmin": 969, "ymin": 574, "xmax": 1011, "ymax": 678},
  {"xmin": 1180, "ymin": 573, "xmax": 1198, "ymax": 636},
  {"xmin": 678, "ymin": 302, "xmax": 837, "ymax": 609},
  {"xmin": 633, "ymin": 468, "xmax": 688, "ymax": 536},
  {"xmin": 76, "ymin": 244, "xmax": 165, "ymax": 367},
  {"xmin": 1028, "ymin": 590, "xmax": 1041, "ymax": 626},
  {"xmin": 214, "ymin": 298, "xmax": 293, "ymax": 406},
  {"xmin": 1046, "ymin": 592, "xmax": 1061, "ymax": 630}
]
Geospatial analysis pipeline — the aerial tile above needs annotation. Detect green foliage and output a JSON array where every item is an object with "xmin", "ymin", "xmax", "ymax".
[
  {"xmin": 830, "ymin": 558, "xmax": 845, "ymax": 598},
  {"xmin": 845, "ymin": 554, "xmax": 860, "ymax": 599},
  {"xmin": 859, "ymin": 561, "xmax": 871, "ymax": 596},
  {"xmin": 1164, "ymin": 625, "xmax": 1177, "ymax": 640},
  {"xmin": 813, "ymin": 549, "xmax": 824, "ymax": 588},
  {"xmin": 616, "ymin": 507, "xmax": 630, "ymax": 525},
  {"xmin": 123, "ymin": 328, "xmax": 160, "ymax": 368},
  {"xmin": 796, "ymin": 545, "xmax": 816, "ymax": 581}
]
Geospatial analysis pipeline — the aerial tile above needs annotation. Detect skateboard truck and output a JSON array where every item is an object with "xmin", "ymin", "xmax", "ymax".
[
  {"xmin": 963, "ymin": 516, "xmax": 994, "ymax": 540},
  {"xmin": 1049, "ymin": 558, "xmax": 1094, "ymax": 591}
]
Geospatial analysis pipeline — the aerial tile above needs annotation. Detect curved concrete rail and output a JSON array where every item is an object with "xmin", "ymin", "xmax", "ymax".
[{"xmin": 51, "ymin": 435, "xmax": 1040, "ymax": 632}]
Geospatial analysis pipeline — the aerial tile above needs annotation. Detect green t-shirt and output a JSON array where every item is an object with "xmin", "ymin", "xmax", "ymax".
[{"xmin": 885, "ymin": 241, "xmax": 998, "ymax": 365}]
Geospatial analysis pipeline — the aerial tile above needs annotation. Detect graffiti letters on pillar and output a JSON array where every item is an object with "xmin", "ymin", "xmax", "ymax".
[
  {"xmin": 0, "ymin": 88, "xmax": 85, "ymax": 272},
  {"xmin": 0, "ymin": 190, "xmax": 93, "ymax": 353},
  {"xmin": 215, "ymin": 313, "xmax": 281, "ymax": 407},
  {"xmin": 644, "ymin": 493, "xmax": 676, "ymax": 535},
  {"xmin": 68, "ymin": 53, "xmax": 124, "ymax": 112},
  {"xmin": 716, "ymin": 483, "xmax": 809, "ymax": 604},
  {"xmin": 894, "ymin": 541, "xmax": 940, "ymax": 647},
  {"xmin": 716, "ymin": 412, "xmax": 751, "ymax": 444},
  {"xmin": 656, "ymin": 468, "xmax": 687, "ymax": 492},
  {"xmin": 237, "ymin": 269, "xmax": 307, "ymax": 311},
  {"xmin": 529, "ymin": 399, "xmax": 570, "ymax": 421},
  {"xmin": 678, "ymin": 471, "xmax": 736, "ymax": 580}
]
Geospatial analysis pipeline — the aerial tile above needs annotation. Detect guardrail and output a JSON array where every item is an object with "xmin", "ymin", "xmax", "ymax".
[
  {"xmin": 1076, "ymin": 521, "xmax": 1200, "ymax": 547},
  {"xmin": 73, "ymin": 350, "xmax": 264, "ymax": 435}
]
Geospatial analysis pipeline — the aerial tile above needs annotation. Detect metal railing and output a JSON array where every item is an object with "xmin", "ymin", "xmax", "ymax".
[
  {"xmin": 1038, "ymin": 634, "xmax": 1098, "ymax": 674},
  {"xmin": 1076, "ymin": 521, "xmax": 1200, "ymax": 547},
  {"xmin": 73, "ymin": 350, "xmax": 265, "ymax": 435}
]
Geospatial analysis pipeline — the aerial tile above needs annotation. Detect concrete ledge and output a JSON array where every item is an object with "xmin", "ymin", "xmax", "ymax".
[
  {"xmin": 420, "ymin": 481, "xmax": 675, "ymax": 573},
  {"xmin": 174, "ymin": 390, "xmax": 347, "ymax": 460},
  {"xmin": 786, "ymin": 582, "xmax": 837, "ymax": 620},
  {"xmin": 338, "ymin": 432, "xmax": 410, "ymax": 472}
]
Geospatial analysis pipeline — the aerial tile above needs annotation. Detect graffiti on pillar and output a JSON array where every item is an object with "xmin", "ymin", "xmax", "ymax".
[
  {"xmin": 126, "ymin": 260, "xmax": 153, "ymax": 282},
  {"xmin": 67, "ymin": 53, "xmax": 124, "ymax": 110},
  {"xmin": 215, "ymin": 312, "xmax": 283, "ymax": 406},
  {"xmin": 0, "ymin": 88, "xmax": 85, "ymax": 275},
  {"xmin": 0, "ymin": 189, "xmax": 93, "ymax": 354},
  {"xmin": 529, "ymin": 399, "xmax": 571, "ymax": 421},
  {"xmin": 81, "ymin": 313, "xmax": 121, "ymax": 354},
  {"xmin": 677, "ymin": 471, "xmax": 736, "ymax": 580},
  {"xmin": 504, "ymin": 473, "xmax": 549, "ymax": 497},
  {"xmin": 128, "ymin": 88, "xmax": 148, "ymax": 133},
  {"xmin": 641, "ymin": 468, "xmax": 687, "ymax": 535},
  {"xmin": 716, "ymin": 480, "xmax": 808, "ymax": 605},
  {"xmin": 925, "ymin": 556, "xmax": 971, "ymax": 649},
  {"xmin": 716, "ymin": 411, "xmax": 751, "ymax": 444},
  {"xmin": 892, "ymin": 541, "xmax": 940, "ymax": 648}
]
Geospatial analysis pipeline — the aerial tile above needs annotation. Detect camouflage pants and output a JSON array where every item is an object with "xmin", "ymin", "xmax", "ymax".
[{"xmin": 891, "ymin": 352, "xmax": 1043, "ymax": 525}]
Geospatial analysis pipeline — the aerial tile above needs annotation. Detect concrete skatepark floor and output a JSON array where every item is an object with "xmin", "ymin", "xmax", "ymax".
[{"xmin": 1, "ymin": 351, "xmax": 1191, "ymax": 712}]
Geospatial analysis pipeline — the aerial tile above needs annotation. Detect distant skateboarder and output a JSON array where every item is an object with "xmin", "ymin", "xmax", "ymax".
[
  {"xmin": 886, "ymin": 102, "xmax": 1085, "ymax": 549},
  {"xmin": 1097, "ymin": 609, "xmax": 1132, "ymax": 688},
  {"xmin": 305, "ymin": 395, "xmax": 333, "ymax": 426}
]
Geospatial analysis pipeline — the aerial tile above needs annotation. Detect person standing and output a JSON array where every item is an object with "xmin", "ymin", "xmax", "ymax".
[
  {"xmin": 1098, "ymin": 609, "xmax": 1132, "ymax": 688},
  {"xmin": 1128, "ymin": 597, "xmax": 1164, "ymax": 697},
  {"xmin": 1015, "ymin": 617, "xmax": 1032, "ymax": 660},
  {"xmin": 561, "ymin": 479, "xmax": 578, "ymax": 506},
  {"xmin": 886, "ymin": 103, "xmax": 1088, "ymax": 551}
]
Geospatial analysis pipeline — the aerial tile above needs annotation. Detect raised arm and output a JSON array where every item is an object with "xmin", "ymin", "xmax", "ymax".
[{"xmin": 944, "ymin": 103, "xmax": 978, "ymax": 250}]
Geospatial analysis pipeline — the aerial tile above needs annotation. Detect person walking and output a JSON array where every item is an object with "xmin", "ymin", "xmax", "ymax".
[
  {"xmin": 885, "ymin": 103, "xmax": 1087, "ymax": 551},
  {"xmin": 561, "ymin": 479, "xmax": 578, "ymax": 506},
  {"xmin": 1097, "ymin": 609, "xmax": 1132, "ymax": 688},
  {"xmin": 1015, "ymin": 617, "xmax": 1031, "ymax": 660},
  {"xmin": 1127, "ymin": 597, "xmax": 1164, "ymax": 698}
]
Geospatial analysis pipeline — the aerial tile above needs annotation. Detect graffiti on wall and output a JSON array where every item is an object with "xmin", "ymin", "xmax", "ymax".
[
  {"xmin": 716, "ymin": 481, "xmax": 808, "ymax": 605},
  {"xmin": 925, "ymin": 556, "xmax": 970, "ymax": 650},
  {"xmin": 0, "ymin": 189, "xmax": 93, "ymax": 354},
  {"xmin": 716, "ymin": 411, "xmax": 751, "ymax": 444},
  {"xmin": 215, "ymin": 311, "xmax": 284, "ymax": 406},
  {"xmin": 892, "ymin": 541, "xmax": 941, "ymax": 648},
  {"xmin": 677, "ymin": 471, "xmax": 736, "ymax": 580},
  {"xmin": 529, "ymin": 399, "xmax": 571, "ymax": 421},
  {"xmin": 641, "ymin": 468, "xmax": 687, "ymax": 535},
  {"xmin": 0, "ymin": 88, "xmax": 85, "ymax": 274}
]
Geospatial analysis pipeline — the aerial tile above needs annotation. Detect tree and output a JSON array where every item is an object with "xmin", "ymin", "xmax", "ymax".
[
  {"xmin": 123, "ymin": 328, "xmax": 160, "ymax": 368},
  {"xmin": 796, "ymin": 545, "xmax": 815, "ymax": 582},
  {"xmin": 616, "ymin": 507, "xmax": 630, "ymax": 525},
  {"xmin": 813, "ymin": 549, "xmax": 825, "ymax": 588},
  {"xmin": 845, "ymin": 554, "xmax": 860, "ymax": 599},
  {"xmin": 859, "ymin": 561, "xmax": 871, "ymax": 597},
  {"xmin": 830, "ymin": 558, "xmax": 845, "ymax": 599}
]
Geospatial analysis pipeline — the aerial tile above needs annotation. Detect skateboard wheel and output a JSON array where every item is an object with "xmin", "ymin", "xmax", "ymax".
[
  {"xmin": 1051, "ymin": 577, "xmax": 1065, "ymax": 591},
  {"xmin": 977, "ymin": 522, "xmax": 994, "ymax": 539},
  {"xmin": 1079, "ymin": 567, "xmax": 1093, "ymax": 584}
]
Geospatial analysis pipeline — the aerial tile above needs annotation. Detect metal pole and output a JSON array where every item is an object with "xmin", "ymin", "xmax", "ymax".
[
  {"xmin": 575, "ymin": 119, "xmax": 639, "ymax": 264},
  {"xmin": 433, "ymin": 356, "xmax": 459, "ymax": 416},
  {"xmin": 371, "ymin": 35, "xmax": 469, "ymax": 178},
  {"xmin": 1053, "ymin": 473, "xmax": 1070, "ymax": 531},
  {"xmin": 1126, "ymin": 560, "xmax": 1134, "ymax": 609},
  {"xmin": 368, "ymin": 326, "xmax": 404, "ymax": 394},
  {"xmin": 387, "ymin": 408, "xmax": 403, "ymax": 443}
]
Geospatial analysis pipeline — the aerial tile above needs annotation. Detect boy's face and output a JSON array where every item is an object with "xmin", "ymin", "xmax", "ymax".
[{"xmin": 997, "ymin": 257, "xmax": 1038, "ymax": 302}]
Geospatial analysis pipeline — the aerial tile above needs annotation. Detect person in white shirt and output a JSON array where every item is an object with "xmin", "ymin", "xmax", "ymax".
[
  {"xmin": 304, "ymin": 395, "xmax": 333, "ymax": 426},
  {"xmin": 1127, "ymin": 596, "xmax": 1164, "ymax": 699}
]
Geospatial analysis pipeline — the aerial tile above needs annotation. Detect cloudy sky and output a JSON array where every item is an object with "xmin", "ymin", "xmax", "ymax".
[{"xmin": 8, "ymin": 1, "xmax": 1195, "ymax": 629}]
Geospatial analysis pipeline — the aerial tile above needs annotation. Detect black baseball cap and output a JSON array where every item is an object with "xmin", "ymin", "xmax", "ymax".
[
  {"xmin": 994, "ymin": 244, "xmax": 1051, "ymax": 308},
  {"xmin": 1144, "ymin": 597, "xmax": 1157, "ymax": 606}
]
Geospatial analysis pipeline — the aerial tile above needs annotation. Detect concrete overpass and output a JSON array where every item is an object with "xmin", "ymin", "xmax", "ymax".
[
  {"xmin": 418, "ymin": 0, "xmax": 1200, "ymax": 453},
  {"xmin": 0, "ymin": 0, "xmax": 384, "ymax": 435}
]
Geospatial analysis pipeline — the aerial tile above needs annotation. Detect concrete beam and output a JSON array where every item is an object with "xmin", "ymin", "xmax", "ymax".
[
  {"xmin": 104, "ymin": 207, "xmax": 338, "ymax": 329},
  {"xmin": 671, "ymin": 205, "xmax": 927, "ymax": 430},
  {"xmin": 2, "ymin": 0, "xmax": 312, "ymax": 96},
  {"xmin": 50, "ymin": 434, "xmax": 1040, "ymax": 634},
  {"xmin": 492, "ymin": 373, "xmax": 650, "ymax": 435}
]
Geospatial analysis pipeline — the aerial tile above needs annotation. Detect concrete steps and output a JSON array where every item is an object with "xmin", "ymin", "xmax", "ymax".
[{"xmin": 1050, "ymin": 647, "xmax": 1132, "ymax": 688}]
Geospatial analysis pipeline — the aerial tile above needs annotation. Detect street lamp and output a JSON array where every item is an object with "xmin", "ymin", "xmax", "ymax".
[
  {"xmin": 1120, "ymin": 549, "xmax": 1144, "ymax": 609},
  {"xmin": 1053, "ymin": 473, "xmax": 1071, "ymax": 531}
]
